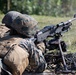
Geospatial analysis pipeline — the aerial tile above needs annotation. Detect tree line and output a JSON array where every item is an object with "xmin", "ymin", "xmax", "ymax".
[{"xmin": 0, "ymin": 0, "xmax": 76, "ymax": 17}]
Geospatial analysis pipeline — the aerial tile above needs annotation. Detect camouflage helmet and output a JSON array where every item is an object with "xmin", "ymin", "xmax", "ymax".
[
  {"xmin": 11, "ymin": 14, "xmax": 38, "ymax": 37},
  {"xmin": 2, "ymin": 11, "xmax": 21, "ymax": 28}
]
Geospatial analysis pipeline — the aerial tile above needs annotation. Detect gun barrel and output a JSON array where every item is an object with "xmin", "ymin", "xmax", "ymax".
[
  {"xmin": 64, "ymin": 18, "xmax": 76, "ymax": 25},
  {"xmin": 70, "ymin": 18, "xmax": 76, "ymax": 22}
]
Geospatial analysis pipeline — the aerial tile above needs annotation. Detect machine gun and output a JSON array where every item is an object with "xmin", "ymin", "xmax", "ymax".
[
  {"xmin": 32, "ymin": 15, "xmax": 76, "ymax": 73},
  {"xmin": 34, "ymin": 16, "xmax": 76, "ymax": 43}
]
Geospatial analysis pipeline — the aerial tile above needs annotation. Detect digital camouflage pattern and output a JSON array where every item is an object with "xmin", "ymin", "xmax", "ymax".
[
  {"xmin": 0, "ymin": 25, "xmax": 46, "ymax": 75},
  {"xmin": 0, "ymin": 25, "xmax": 29, "ymax": 75},
  {"xmin": 1, "ymin": 35, "xmax": 46, "ymax": 75},
  {"xmin": 3, "ymin": 38, "xmax": 29, "ymax": 75},
  {"xmin": 0, "ymin": 24, "xmax": 10, "ymax": 38},
  {"xmin": 19, "ymin": 39, "xmax": 46, "ymax": 73},
  {"xmin": 11, "ymin": 14, "xmax": 38, "ymax": 37},
  {"xmin": 37, "ymin": 42, "xmax": 45, "ymax": 53}
]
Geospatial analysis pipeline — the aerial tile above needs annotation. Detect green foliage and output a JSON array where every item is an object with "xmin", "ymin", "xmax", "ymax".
[
  {"xmin": 0, "ymin": 0, "xmax": 76, "ymax": 17},
  {"xmin": 0, "ymin": 0, "xmax": 7, "ymax": 13}
]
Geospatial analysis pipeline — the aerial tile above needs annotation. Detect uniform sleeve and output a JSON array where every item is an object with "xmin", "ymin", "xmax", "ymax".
[
  {"xmin": 36, "ymin": 42, "xmax": 45, "ymax": 53},
  {"xmin": 19, "ymin": 39, "xmax": 47, "ymax": 73},
  {"xmin": 0, "ymin": 25, "xmax": 10, "ymax": 38}
]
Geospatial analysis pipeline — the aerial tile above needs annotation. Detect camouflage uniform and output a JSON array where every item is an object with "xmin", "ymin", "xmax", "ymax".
[
  {"xmin": 0, "ymin": 24, "xmax": 10, "ymax": 38},
  {"xmin": 0, "ymin": 12, "xmax": 46, "ymax": 75}
]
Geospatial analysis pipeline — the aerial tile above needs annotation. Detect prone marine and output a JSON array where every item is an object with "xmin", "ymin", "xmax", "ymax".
[{"xmin": 0, "ymin": 11, "xmax": 47, "ymax": 75}]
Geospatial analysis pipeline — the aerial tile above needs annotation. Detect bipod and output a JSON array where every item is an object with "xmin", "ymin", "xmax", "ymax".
[{"xmin": 58, "ymin": 38, "xmax": 71, "ymax": 73}]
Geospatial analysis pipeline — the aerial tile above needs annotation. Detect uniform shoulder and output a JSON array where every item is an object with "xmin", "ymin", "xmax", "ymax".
[{"xmin": 0, "ymin": 24, "xmax": 10, "ymax": 38}]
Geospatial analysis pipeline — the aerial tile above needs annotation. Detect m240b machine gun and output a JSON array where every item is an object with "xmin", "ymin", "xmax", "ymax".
[{"xmin": 33, "ymin": 15, "xmax": 76, "ymax": 74}]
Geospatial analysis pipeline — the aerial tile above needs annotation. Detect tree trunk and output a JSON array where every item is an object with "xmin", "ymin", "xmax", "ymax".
[{"xmin": 7, "ymin": 0, "xmax": 10, "ymax": 11}]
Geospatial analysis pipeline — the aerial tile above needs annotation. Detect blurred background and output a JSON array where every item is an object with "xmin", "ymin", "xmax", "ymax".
[
  {"xmin": 0, "ymin": 0, "xmax": 76, "ymax": 17},
  {"xmin": 0, "ymin": 0, "xmax": 76, "ymax": 53}
]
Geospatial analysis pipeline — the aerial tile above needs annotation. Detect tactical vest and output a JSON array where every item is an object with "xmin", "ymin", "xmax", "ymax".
[
  {"xmin": 0, "ymin": 34, "xmax": 23, "ymax": 58},
  {"xmin": 0, "ymin": 25, "xmax": 24, "ymax": 58},
  {"xmin": 0, "ymin": 26, "xmax": 29, "ymax": 75}
]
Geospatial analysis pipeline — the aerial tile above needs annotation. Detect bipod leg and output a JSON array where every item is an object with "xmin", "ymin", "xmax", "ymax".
[{"xmin": 58, "ymin": 38, "xmax": 71, "ymax": 73}]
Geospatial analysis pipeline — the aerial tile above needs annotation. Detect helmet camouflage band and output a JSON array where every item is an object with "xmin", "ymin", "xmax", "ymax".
[{"xmin": 11, "ymin": 14, "xmax": 38, "ymax": 37}]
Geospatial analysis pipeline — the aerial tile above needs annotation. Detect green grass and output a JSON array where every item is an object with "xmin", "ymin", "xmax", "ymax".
[
  {"xmin": 0, "ymin": 14, "xmax": 4, "ymax": 22},
  {"xmin": 0, "ymin": 14, "xmax": 76, "ymax": 53}
]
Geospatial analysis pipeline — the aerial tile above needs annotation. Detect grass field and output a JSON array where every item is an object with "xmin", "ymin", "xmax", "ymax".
[
  {"xmin": 0, "ymin": 14, "xmax": 4, "ymax": 22},
  {"xmin": 0, "ymin": 14, "xmax": 76, "ymax": 53}
]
